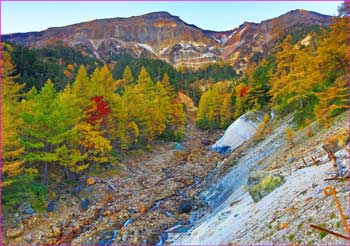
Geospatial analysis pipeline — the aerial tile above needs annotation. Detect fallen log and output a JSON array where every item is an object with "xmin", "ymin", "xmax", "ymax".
[
  {"xmin": 107, "ymin": 180, "xmax": 118, "ymax": 192},
  {"xmin": 324, "ymin": 176, "xmax": 349, "ymax": 181},
  {"xmin": 311, "ymin": 156, "xmax": 320, "ymax": 166},
  {"xmin": 302, "ymin": 157, "xmax": 307, "ymax": 167},
  {"xmin": 310, "ymin": 224, "xmax": 350, "ymax": 240},
  {"xmin": 322, "ymin": 145, "xmax": 337, "ymax": 166},
  {"xmin": 322, "ymin": 145, "xmax": 345, "ymax": 177}
]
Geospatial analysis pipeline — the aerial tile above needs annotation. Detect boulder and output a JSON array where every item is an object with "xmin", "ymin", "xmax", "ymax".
[
  {"xmin": 178, "ymin": 200, "xmax": 192, "ymax": 213},
  {"xmin": 71, "ymin": 184, "xmax": 84, "ymax": 195},
  {"xmin": 173, "ymin": 142, "xmax": 184, "ymax": 151},
  {"xmin": 47, "ymin": 200, "xmax": 56, "ymax": 212},
  {"xmin": 24, "ymin": 208, "xmax": 35, "ymax": 215},
  {"xmin": 201, "ymin": 139, "xmax": 212, "ymax": 146},
  {"xmin": 24, "ymin": 234, "xmax": 33, "ymax": 243},
  {"xmin": 80, "ymin": 198, "xmax": 89, "ymax": 210},
  {"xmin": 211, "ymin": 111, "xmax": 263, "ymax": 154},
  {"xmin": 46, "ymin": 229, "xmax": 55, "ymax": 238},
  {"xmin": 122, "ymin": 232, "xmax": 129, "ymax": 242},
  {"xmin": 72, "ymin": 224, "xmax": 81, "ymax": 234},
  {"xmin": 6, "ymin": 224, "xmax": 24, "ymax": 238},
  {"xmin": 216, "ymin": 146, "xmax": 230, "ymax": 155},
  {"xmin": 52, "ymin": 226, "xmax": 62, "ymax": 238},
  {"xmin": 18, "ymin": 202, "xmax": 31, "ymax": 213},
  {"xmin": 61, "ymin": 227, "xmax": 74, "ymax": 242}
]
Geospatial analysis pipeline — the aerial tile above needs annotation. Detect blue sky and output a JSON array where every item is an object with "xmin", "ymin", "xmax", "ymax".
[{"xmin": 2, "ymin": 1, "xmax": 341, "ymax": 34}]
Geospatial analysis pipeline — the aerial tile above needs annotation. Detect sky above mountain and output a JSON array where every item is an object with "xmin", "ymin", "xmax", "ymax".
[{"xmin": 2, "ymin": 1, "xmax": 341, "ymax": 34}]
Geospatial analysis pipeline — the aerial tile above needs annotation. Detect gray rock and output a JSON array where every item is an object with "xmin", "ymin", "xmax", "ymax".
[
  {"xmin": 24, "ymin": 208, "xmax": 35, "ymax": 215},
  {"xmin": 47, "ymin": 200, "xmax": 56, "ymax": 212},
  {"xmin": 18, "ymin": 202, "xmax": 31, "ymax": 213},
  {"xmin": 24, "ymin": 234, "xmax": 33, "ymax": 243},
  {"xmin": 122, "ymin": 232, "xmax": 129, "ymax": 242},
  {"xmin": 173, "ymin": 142, "xmax": 184, "ymax": 151},
  {"xmin": 81, "ymin": 197, "xmax": 89, "ymax": 210},
  {"xmin": 6, "ymin": 223, "xmax": 24, "ymax": 238},
  {"xmin": 287, "ymin": 157, "xmax": 296, "ymax": 164},
  {"xmin": 178, "ymin": 200, "xmax": 193, "ymax": 213}
]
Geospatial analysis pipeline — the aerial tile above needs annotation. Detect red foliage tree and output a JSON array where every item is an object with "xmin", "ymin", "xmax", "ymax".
[
  {"xmin": 85, "ymin": 96, "xmax": 111, "ymax": 126},
  {"xmin": 238, "ymin": 86, "xmax": 248, "ymax": 98}
]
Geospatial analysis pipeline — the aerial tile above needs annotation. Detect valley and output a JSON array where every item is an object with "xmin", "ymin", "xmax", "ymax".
[{"xmin": 2, "ymin": 2, "xmax": 349, "ymax": 245}]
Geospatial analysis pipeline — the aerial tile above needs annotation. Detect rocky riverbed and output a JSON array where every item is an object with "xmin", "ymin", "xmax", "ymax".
[{"xmin": 2, "ymin": 124, "xmax": 224, "ymax": 245}]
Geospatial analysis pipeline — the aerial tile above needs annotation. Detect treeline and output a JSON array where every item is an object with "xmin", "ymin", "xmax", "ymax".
[
  {"xmin": 7, "ymin": 43, "xmax": 237, "ymax": 104},
  {"xmin": 2, "ymin": 45, "xmax": 185, "ymax": 209},
  {"xmin": 197, "ymin": 8, "xmax": 348, "ymax": 129},
  {"xmin": 178, "ymin": 63, "xmax": 238, "ymax": 105},
  {"xmin": 8, "ymin": 42, "xmax": 103, "ymax": 91}
]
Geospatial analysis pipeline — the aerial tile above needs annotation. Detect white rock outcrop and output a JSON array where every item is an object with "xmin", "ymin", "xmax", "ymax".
[{"xmin": 211, "ymin": 111, "xmax": 263, "ymax": 154}]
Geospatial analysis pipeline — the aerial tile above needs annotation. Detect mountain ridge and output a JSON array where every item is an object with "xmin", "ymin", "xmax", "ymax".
[{"xmin": 3, "ymin": 9, "xmax": 333, "ymax": 71}]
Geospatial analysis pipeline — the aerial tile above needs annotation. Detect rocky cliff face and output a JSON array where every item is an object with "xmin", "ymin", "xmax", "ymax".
[{"xmin": 3, "ymin": 10, "xmax": 333, "ymax": 71}]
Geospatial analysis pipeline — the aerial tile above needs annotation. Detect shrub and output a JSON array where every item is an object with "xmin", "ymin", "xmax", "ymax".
[
  {"xmin": 285, "ymin": 127, "xmax": 296, "ymax": 146},
  {"xmin": 255, "ymin": 113, "xmax": 271, "ymax": 141},
  {"xmin": 2, "ymin": 174, "xmax": 47, "ymax": 212},
  {"xmin": 324, "ymin": 128, "xmax": 348, "ymax": 152}
]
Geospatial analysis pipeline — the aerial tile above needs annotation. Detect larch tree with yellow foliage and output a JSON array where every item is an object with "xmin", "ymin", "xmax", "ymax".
[
  {"xmin": 197, "ymin": 81, "xmax": 233, "ymax": 129},
  {"xmin": 2, "ymin": 48, "xmax": 25, "ymax": 187},
  {"xmin": 71, "ymin": 65, "xmax": 91, "ymax": 113},
  {"xmin": 90, "ymin": 64, "xmax": 117, "ymax": 103},
  {"xmin": 315, "ymin": 76, "xmax": 349, "ymax": 128},
  {"xmin": 160, "ymin": 73, "xmax": 186, "ymax": 140},
  {"xmin": 269, "ymin": 34, "xmax": 297, "ymax": 113},
  {"xmin": 116, "ymin": 65, "xmax": 134, "ymax": 94},
  {"xmin": 314, "ymin": 6, "xmax": 349, "ymax": 126}
]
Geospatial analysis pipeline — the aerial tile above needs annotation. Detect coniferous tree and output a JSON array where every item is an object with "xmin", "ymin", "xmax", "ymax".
[
  {"xmin": 162, "ymin": 73, "xmax": 177, "ymax": 100},
  {"xmin": 116, "ymin": 65, "xmax": 134, "ymax": 94},
  {"xmin": 247, "ymin": 59, "xmax": 273, "ymax": 111},
  {"xmin": 2, "ymin": 49, "xmax": 26, "ymax": 186},
  {"xmin": 315, "ymin": 76, "xmax": 349, "ymax": 127},
  {"xmin": 196, "ymin": 81, "xmax": 233, "ymax": 129},
  {"xmin": 20, "ymin": 80, "xmax": 70, "ymax": 184},
  {"xmin": 90, "ymin": 64, "xmax": 117, "ymax": 102},
  {"xmin": 160, "ymin": 73, "xmax": 186, "ymax": 140},
  {"xmin": 233, "ymin": 83, "xmax": 250, "ymax": 120},
  {"xmin": 122, "ymin": 66, "xmax": 134, "ymax": 85},
  {"xmin": 72, "ymin": 65, "xmax": 91, "ymax": 112},
  {"xmin": 269, "ymin": 35, "xmax": 296, "ymax": 113}
]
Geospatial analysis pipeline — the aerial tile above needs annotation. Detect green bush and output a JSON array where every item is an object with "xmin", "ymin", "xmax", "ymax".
[
  {"xmin": 247, "ymin": 172, "xmax": 285, "ymax": 202},
  {"xmin": 2, "ymin": 174, "xmax": 47, "ymax": 213}
]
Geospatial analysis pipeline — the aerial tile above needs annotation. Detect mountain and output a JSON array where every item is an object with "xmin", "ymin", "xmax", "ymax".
[{"xmin": 3, "ymin": 9, "xmax": 333, "ymax": 71}]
